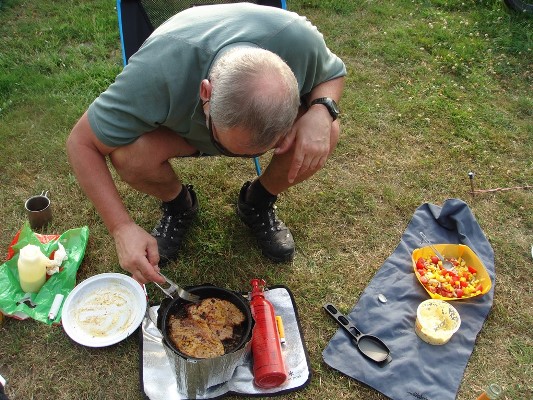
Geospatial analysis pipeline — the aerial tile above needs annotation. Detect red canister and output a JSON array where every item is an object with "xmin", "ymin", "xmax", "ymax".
[{"xmin": 249, "ymin": 279, "xmax": 287, "ymax": 388}]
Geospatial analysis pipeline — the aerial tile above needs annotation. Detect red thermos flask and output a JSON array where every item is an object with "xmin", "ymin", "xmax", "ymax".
[{"xmin": 249, "ymin": 278, "xmax": 287, "ymax": 388}]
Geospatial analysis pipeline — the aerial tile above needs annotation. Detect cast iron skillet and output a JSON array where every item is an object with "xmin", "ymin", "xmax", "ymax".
[{"xmin": 156, "ymin": 284, "xmax": 253, "ymax": 360}]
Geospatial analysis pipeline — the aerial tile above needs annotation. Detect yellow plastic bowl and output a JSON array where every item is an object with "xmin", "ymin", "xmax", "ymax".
[{"xmin": 412, "ymin": 244, "xmax": 491, "ymax": 300}]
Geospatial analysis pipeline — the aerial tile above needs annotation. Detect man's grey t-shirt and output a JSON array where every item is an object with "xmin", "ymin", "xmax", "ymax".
[{"xmin": 88, "ymin": 3, "xmax": 346, "ymax": 154}]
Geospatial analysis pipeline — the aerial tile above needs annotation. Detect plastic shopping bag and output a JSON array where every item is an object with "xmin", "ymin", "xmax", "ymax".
[{"xmin": 0, "ymin": 223, "xmax": 89, "ymax": 324}]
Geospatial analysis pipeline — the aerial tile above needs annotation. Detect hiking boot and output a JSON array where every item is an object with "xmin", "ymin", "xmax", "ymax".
[
  {"xmin": 237, "ymin": 181, "xmax": 295, "ymax": 262},
  {"xmin": 152, "ymin": 185, "xmax": 198, "ymax": 265}
]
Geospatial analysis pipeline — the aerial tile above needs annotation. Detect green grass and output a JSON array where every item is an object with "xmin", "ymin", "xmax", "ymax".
[{"xmin": 0, "ymin": 0, "xmax": 532, "ymax": 399}]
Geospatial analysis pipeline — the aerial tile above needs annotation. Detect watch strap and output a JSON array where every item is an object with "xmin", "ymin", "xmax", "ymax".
[{"xmin": 310, "ymin": 97, "xmax": 339, "ymax": 121}]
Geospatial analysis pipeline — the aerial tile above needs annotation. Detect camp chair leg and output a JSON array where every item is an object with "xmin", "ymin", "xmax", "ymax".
[{"xmin": 253, "ymin": 157, "xmax": 262, "ymax": 176}]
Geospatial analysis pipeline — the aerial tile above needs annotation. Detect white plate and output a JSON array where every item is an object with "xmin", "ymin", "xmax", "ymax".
[{"xmin": 62, "ymin": 273, "xmax": 147, "ymax": 347}]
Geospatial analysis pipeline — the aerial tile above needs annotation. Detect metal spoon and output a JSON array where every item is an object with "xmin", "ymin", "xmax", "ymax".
[
  {"xmin": 323, "ymin": 303, "xmax": 392, "ymax": 366},
  {"xmin": 419, "ymin": 232, "xmax": 454, "ymax": 270},
  {"xmin": 153, "ymin": 273, "xmax": 200, "ymax": 303}
]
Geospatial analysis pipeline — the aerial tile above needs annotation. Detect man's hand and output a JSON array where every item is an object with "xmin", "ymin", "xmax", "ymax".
[
  {"xmin": 275, "ymin": 105, "xmax": 333, "ymax": 183},
  {"xmin": 112, "ymin": 222, "xmax": 165, "ymax": 284}
]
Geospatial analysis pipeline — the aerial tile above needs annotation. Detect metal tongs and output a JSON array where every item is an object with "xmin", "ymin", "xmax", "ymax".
[{"xmin": 154, "ymin": 272, "xmax": 200, "ymax": 303}]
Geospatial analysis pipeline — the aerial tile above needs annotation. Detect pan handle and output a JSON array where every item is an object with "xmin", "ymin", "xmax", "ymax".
[{"xmin": 323, "ymin": 303, "xmax": 362, "ymax": 341}]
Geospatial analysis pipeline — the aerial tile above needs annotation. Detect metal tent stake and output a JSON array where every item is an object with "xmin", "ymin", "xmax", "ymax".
[{"xmin": 468, "ymin": 172, "xmax": 475, "ymax": 195}]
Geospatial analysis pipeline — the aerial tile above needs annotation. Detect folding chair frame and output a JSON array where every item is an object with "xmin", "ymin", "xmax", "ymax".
[{"xmin": 115, "ymin": 0, "xmax": 287, "ymax": 175}]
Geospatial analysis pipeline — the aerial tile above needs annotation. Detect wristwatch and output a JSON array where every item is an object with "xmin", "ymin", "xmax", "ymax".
[{"xmin": 310, "ymin": 97, "xmax": 339, "ymax": 121}]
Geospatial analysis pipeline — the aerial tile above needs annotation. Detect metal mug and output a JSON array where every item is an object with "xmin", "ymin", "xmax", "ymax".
[{"xmin": 25, "ymin": 191, "xmax": 52, "ymax": 229}]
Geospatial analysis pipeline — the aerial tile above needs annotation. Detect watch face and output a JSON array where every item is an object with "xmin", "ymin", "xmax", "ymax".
[
  {"xmin": 329, "ymin": 99, "xmax": 339, "ymax": 114},
  {"xmin": 324, "ymin": 98, "xmax": 339, "ymax": 119}
]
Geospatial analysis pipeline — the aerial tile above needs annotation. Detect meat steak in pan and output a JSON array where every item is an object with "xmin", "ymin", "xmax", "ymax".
[{"xmin": 168, "ymin": 298, "xmax": 246, "ymax": 359}]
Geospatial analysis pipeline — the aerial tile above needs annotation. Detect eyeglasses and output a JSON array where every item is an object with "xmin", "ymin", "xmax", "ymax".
[{"xmin": 207, "ymin": 114, "xmax": 266, "ymax": 158}]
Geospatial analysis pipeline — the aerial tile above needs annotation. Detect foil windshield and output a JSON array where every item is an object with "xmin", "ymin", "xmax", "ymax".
[
  {"xmin": 141, "ymin": 287, "xmax": 310, "ymax": 399},
  {"xmin": 164, "ymin": 339, "xmax": 251, "ymax": 398}
]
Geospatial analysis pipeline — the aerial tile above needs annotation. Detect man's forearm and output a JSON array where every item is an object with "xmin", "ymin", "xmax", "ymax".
[{"xmin": 307, "ymin": 76, "xmax": 345, "ymax": 105}]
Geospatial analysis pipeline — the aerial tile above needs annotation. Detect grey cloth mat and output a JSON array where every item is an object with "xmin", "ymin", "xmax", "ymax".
[
  {"xmin": 140, "ymin": 286, "xmax": 311, "ymax": 399},
  {"xmin": 322, "ymin": 199, "xmax": 495, "ymax": 400}
]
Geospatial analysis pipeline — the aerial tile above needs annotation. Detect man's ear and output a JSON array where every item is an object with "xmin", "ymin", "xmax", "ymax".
[{"xmin": 200, "ymin": 79, "xmax": 212, "ymax": 102}]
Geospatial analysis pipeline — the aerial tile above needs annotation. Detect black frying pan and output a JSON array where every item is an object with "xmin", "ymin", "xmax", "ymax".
[{"xmin": 156, "ymin": 284, "xmax": 253, "ymax": 360}]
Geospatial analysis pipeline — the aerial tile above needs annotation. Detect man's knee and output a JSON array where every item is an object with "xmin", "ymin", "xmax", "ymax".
[{"xmin": 109, "ymin": 147, "xmax": 144, "ymax": 184}]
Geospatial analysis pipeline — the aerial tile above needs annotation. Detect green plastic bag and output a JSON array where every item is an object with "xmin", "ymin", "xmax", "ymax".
[{"xmin": 0, "ymin": 223, "xmax": 89, "ymax": 325}]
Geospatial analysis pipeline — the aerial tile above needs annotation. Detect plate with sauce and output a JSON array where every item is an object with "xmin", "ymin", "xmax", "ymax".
[{"xmin": 62, "ymin": 273, "xmax": 147, "ymax": 347}]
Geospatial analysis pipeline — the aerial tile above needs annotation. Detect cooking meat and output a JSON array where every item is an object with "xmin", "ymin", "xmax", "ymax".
[
  {"xmin": 167, "ymin": 315, "xmax": 224, "ymax": 359},
  {"xmin": 188, "ymin": 298, "xmax": 246, "ymax": 340},
  {"xmin": 167, "ymin": 297, "xmax": 246, "ymax": 359}
]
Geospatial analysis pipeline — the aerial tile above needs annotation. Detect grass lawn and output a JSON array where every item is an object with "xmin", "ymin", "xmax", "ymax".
[{"xmin": 0, "ymin": 0, "xmax": 531, "ymax": 399}]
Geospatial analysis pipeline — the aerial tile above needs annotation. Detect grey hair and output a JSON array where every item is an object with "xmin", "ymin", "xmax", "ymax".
[{"xmin": 208, "ymin": 47, "xmax": 300, "ymax": 149}]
